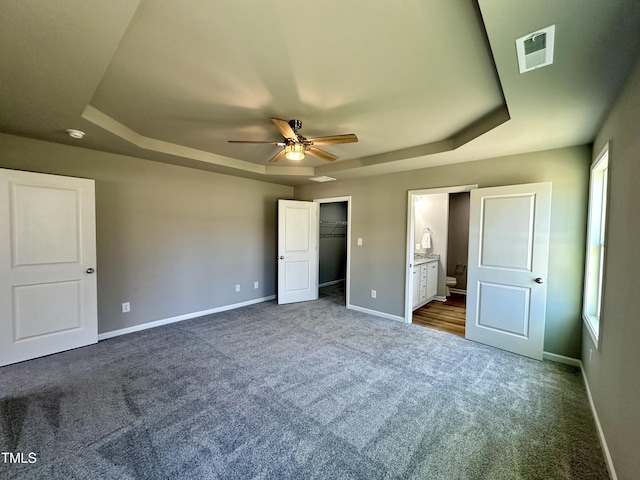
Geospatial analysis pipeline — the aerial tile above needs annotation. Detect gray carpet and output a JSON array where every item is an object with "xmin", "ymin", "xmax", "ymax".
[{"xmin": 0, "ymin": 288, "xmax": 609, "ymax": 479}]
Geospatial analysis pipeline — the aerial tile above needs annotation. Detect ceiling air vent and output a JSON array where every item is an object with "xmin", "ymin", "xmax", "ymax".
[
  {"xmin": 516, "ymin": 25, "xmax": 555, "ymax": 73},
  {"xmin": 308, "ymin": 176, "xmax": 336, "ymax": 183}
]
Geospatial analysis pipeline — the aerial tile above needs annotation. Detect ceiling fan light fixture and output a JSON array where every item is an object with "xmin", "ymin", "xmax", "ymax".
[
  {"xmin": 228, "ymin": 118, "xmax": 357, "ymax": 163},
  {"xmin": 284, "ymin": 143, "xmax": 305, "ymax": 160}
]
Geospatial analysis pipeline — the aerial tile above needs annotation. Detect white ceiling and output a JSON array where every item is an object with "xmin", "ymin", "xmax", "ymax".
[{"xmin": 1, "ymin": 0, "xmax": 639, "ymax": 185}]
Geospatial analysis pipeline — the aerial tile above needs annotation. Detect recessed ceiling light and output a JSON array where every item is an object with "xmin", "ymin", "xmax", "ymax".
[
  {"xmin": 66, "ymin": 129, "xmax": 85, "ymax": 139},
  {"xmin": 308, "ymin": 176, "xmax": 336, "ymax": 182}
]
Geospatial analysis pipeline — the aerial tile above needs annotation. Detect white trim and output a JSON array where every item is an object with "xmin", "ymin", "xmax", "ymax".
[
  {"xmin": 433, "ymin": 295, "xmax": 447, "ymax": 302},
  {"xmin": 97, "ymin": 295, "xmax": 276, "ymax": 341},
  {"xmin": 348, "ymin": 304, "xmax": 405, "ymax": 323},
  {"xmin": 449, "ymin": 288, "xmax": 467, "ymax": 295},
  {"xmin": 583, "ymin": 313, "xmax": 600, "ymax": 350},
  {"xmin": 319, "ymin": 279, "xmax": 345, "ymax": 288},
  {"xmin": 542, "ymin": 351, "xmax": 581, "ymax": 367},
  {"xmin": 582, "ymin": 142, "xmax": 609, "ymax": 350},
  {"xmin": 314, "ymin": 196, "xmax": 352, "ymax": 307},
  {"xmin": 580, "ymin": 361, "xmax": 618, "ymax": 480}
]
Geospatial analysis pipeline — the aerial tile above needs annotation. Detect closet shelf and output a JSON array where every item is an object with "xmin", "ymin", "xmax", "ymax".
[
  {"xmin": 320, "ymin": 220, "xmax": 348, "ymax": 238},
  {"xmin": 320, "ymin": 220, "xmax": 348, "ymax": 225}
]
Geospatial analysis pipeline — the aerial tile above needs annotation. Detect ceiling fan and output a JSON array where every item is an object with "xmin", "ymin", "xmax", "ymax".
[{"xmin": 228, "ymin": 118, "xmax": 358, "ymax": 163}]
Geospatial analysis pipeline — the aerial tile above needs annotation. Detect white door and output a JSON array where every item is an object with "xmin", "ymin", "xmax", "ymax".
[
  {"xmin": 465, "ymin": 182, "xmax": 551, "ymax": 360},
  {"xmin": 277, "ymin": 199, "xmax": 318, "ymax": 304},
  {"xmin": 0, "ymin": 169, "xmax": 97, "ymax": 367}
]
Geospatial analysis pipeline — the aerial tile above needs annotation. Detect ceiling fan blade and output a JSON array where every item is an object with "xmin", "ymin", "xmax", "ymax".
[
  {"xmin": 307, "ymin": 146, "xmax": 338, "ymax": 162},
  {"xmin": 269, "ymin": 149, "xmax": 287, "ymax": 163},
  {"xmin": 306, "ymin": 133, "xmax": 358, "ymax": 145},
  {"xmin": 228, "ymin": 140, "xmax": 285, "ymax": 145},
  {"xmin": 271, "ymin": 118, "xmax": 298, "ymax": 141}
]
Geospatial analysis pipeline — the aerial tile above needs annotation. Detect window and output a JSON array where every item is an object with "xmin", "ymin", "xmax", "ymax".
[{"xmin": 583, "ymin": 143, "xmax": 609, "ymax": 347}]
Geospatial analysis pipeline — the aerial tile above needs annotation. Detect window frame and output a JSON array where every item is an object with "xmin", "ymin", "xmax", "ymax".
[{"xmin": 582, "ymin": 142, "xmax": 610, "ymax": 348}]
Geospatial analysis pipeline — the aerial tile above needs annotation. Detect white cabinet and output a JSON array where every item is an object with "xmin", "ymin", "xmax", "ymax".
[
  {"xmin": 426, "ymin": 261, "xmax": 438, "ymax": 299},
  {"xmin": 419, "ymin": 264, "xmax": 427, "ymax": 303},
  {"xmin": 412, "ymin": 259, "xmax": 439, "ymax": 310},
  {"xmin": 412, "ymin": 266, "xmax": 420, "ymax": 309}
]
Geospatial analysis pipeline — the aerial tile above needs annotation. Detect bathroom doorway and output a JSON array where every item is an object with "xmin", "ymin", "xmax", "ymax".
[{"xmin": 404, "ymin": 185, "xmax": 475, "ymax": 334}]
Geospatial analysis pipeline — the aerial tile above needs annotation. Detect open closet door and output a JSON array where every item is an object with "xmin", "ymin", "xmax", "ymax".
[
  {"xmin": 277, "ymin": 200, "xmax": 318, "ymax": 304},
  {"xmin": 0, "ymin": 169, "xmax": 98, "ymax": 367},
  {"xmin": 465, "ymin": 182, "xmax": 551, "ymax": 360}
]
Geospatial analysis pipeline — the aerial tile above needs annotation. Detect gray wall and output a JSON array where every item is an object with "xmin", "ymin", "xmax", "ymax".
[
  {"xmin": 295, "ymin": 145, "xmax": 590, "ymax": 358},
  {"xmin": 583, "ymin": 55, "xmax": 640, "ymax": 480},
  {"xmin": 447, "ymin": 192, "xmax": 470, "ymax": 291},
  {"xmin": 0, "ymin": 133, "xmax": 292, "ymax": 335},
  {"xmin": 319, "ymin": 202, "xmax": 347, "ymax": 285}
]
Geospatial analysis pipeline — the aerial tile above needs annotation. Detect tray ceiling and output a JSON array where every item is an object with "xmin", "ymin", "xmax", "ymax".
[{"xmin": 1, "ymin": 0, "xmax": 639, "ymax": 184}]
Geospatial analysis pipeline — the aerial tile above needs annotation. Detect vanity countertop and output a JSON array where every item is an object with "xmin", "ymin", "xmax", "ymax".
[{"xmin": 414, "ymin": 254, "xmax": 439, "ymax": 266}]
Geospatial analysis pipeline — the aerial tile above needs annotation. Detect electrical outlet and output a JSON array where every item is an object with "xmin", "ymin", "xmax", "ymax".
[
  {"xmin": 235, "ymin": 284, "xmax": 240, "ymax": 292},
  {"xmin": 254, "ymin": 281, "xmax": 259, "ymax": 289},
  {"xmin": 357, "ymin": 238, "xmax": 363, "ymax": 246},
  {"xmin": 589, "ymin": 348, "xmax": 593, "ymax": 365},
  {"xmin": 371, "ymin": 290, "xmax": 377, "ymax": 299},
  {"xmin": 122, "ymin": 302, "xmax": 130, "ymax": 313}
]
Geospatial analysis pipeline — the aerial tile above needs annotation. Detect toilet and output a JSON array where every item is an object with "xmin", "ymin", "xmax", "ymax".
[{"xmin": 445, "ymin": 276, "xmax": 457, "ymax": 296}]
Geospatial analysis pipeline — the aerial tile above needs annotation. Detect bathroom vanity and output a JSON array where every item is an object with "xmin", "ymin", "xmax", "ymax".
[{"xmin": 412, "ymin": 257, "xmax": 438, "ymax": 310}]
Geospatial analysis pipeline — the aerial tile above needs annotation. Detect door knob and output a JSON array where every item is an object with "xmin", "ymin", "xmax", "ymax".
[
  {"xmin": 534, "ymin": 277, "xmax": 543, "ymax": 284},
  {"xmin": 86, "ymin": 268, "xmax": 95, "ymax": 274},
  {"xmin": 278, "ymin": 256, "xmax": 284, "ymax": 260}
]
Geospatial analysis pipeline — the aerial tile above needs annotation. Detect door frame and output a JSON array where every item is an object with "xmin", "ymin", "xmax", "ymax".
[
  {"xmin": 404, "ymin": 185, "xmax": 477, "ymax": 323},
  {"xmin": 314, "ymin": 196, "xmax": 352, "ymax": 307}
]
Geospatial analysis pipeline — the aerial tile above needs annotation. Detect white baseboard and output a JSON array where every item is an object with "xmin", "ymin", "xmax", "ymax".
[
  {"xmin": 434, "ymin": 295, "xmax": 447, "ymax": 302},
  {"xmin": 347, "ymin": 304, "xmax": 406, "ymax": 324},
  {"xmin": 97, "ymin": 295, "xmax": 276, "ymax": 341},
  {"xmin": 579, "ymin": 361, "xmax": 618, "ymax": 480},
  {"xmin": 542, "ymin": 351, "xmax": 581, "ymax": 367},
  {"xmin": 450, "ymin": 288, "xmax": 467, "ymax": 295},
  {"xmin": 319, "ymin": 279, "xmax": 345, "ymax": 288}
]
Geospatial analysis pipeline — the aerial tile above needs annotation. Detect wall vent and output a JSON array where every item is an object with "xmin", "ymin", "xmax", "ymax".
[{"xmin": 516, "ymin": 25, "xmax": 555, "ymax": 73}]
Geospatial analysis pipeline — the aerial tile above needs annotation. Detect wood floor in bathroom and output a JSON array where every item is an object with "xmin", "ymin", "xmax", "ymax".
[{"xmin": 412, "ymin": 293, "xmax": 466, "ymax": 338}]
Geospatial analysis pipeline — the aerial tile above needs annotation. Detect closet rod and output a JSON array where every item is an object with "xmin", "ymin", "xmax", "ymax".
[{"xmin": 320, "ymin": 220, "xmax": 348, "ymax": 225}]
